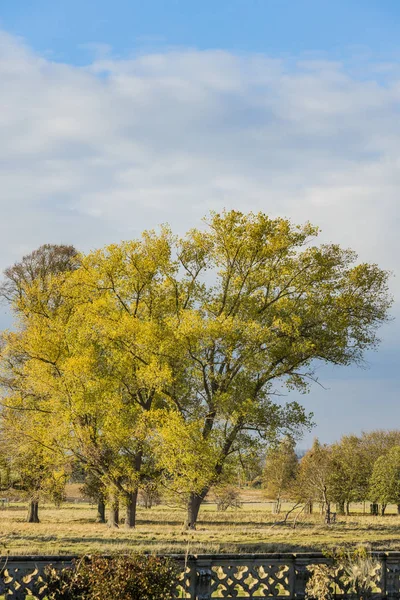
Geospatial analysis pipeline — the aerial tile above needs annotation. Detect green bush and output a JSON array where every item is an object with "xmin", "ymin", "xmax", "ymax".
[{"xmin": 44, "ymin": 554, "xmax": 179, "ymax": 600}]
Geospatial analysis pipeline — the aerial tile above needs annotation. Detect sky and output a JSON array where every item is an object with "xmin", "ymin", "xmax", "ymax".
[{"xmin": 0, "ymin": 1, "xmax": 399, "ymax": 447}]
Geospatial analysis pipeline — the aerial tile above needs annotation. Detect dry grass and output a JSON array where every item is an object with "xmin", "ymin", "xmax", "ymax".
[{"xmin": 1, "ymin": 492, "xmax": 400, "ymax": 556}]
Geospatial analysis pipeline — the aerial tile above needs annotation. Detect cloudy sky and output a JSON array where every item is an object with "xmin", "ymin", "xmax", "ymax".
[{"xmin": 0, "ymin": 0, "xmax": 399, "ymax": 446}]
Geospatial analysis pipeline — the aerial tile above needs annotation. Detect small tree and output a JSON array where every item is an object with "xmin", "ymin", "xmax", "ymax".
[
  {"xmin": 263, "ymin": 436, "xmax": 298, "ymax": 512},
  {"xmin": 297, "ymin": 439, "xmax": 333, "ymax": 521},
  {"xmin": 213, "ymin": 484, "xmax": 242, "ymax": 511}
]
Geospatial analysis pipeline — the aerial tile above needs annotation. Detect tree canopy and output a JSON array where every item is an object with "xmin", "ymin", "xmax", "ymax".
[{"xmin": 0, "ymin": 211, "xmax": 392, "ymax": 527}]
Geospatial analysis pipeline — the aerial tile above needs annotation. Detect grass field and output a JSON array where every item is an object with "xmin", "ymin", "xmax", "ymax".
[{"xmin": 1, "ymin": 489, "xmax": 400, "ymax": 556}]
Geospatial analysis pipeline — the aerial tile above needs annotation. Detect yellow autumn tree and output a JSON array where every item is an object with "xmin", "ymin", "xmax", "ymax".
[
  {"xmin": 158, "ymin": 211, "xmax": 391, "ymax": 527},
  {"xmin": 0, "ymin": 211, "xmax": 392, "ymax": 531}
]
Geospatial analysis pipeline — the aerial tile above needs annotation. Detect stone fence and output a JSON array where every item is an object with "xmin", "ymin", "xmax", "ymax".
[{"xmin": 1, "ymin": 552, "xmax": 400, "ymax": 599}]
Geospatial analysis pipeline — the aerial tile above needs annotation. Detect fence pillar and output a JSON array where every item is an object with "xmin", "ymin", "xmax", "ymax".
[
  {"xmin": 195, "ymin": 558, "xmax": 212, "ymax": 600},
  {"xmin": 287, "ymin": 556, "xmax": 296, "ymax": 599},
  {"xmin": 294, "ymin": 555, "xmax": 310, "ymax": 600},
  {"xmin": 386, "ymin": 552, "xmax": 400, "ymax": 599},
  {"xmin": 379, "ymin": 553, "xmax": 387, "ymax": 599}
]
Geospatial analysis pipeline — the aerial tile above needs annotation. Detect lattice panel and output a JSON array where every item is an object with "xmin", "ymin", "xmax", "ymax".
[
  {"xmin": 174, "ymin": 564, "xmax": 193, "ymax": 599},
  {"xmin": 0, "ymin": 553, "xmax": 396, "ymax": 599},
  {"xmin": 210, "ymin": 563, "xmax": 291, "ymax": 597},
  {"xmin": 0, "ymin": 565, "xmax": 47, "ymax": 599}
]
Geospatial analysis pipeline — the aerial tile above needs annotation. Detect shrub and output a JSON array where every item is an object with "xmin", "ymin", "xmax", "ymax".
[
  {"xmin": 305, "ymin": 564, "xmax": 333, "ymax": 600},
  {"xmin": 44, "ymin": 554, "xmax": 179, "ymax": 600},
  {"xmin": 44, "ymin": 558, "xmax": 91, "ymax": 600},
  {"xmin": 305, "ymin": 546, "xmax": 379, "ymax": 600},
  {"xmin": 214, "ymin": 485, "xmax": 242, "ymax": 511}
]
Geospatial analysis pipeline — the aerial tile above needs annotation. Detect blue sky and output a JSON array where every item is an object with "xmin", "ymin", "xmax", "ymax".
[
  {"xmin": 2, "ymin": 0, "xmax": 400, "ymax": 64},
  {"xmin": 0, "ymin": 1, "xmax": 399, "ymax": 447}
]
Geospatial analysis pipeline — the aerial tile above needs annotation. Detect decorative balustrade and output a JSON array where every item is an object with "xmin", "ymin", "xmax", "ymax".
[{"xmin": 1, "ymin": 552, "xmax": 400, "ymax": 599}]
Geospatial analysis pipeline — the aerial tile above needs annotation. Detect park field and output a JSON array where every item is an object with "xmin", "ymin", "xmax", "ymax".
[{"xmin": 1, "ymin": 490, "xmax": 400, "ymax": 555}]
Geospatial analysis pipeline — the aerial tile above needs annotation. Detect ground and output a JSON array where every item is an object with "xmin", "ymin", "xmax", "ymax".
[{"xmin": 1, "ymin": 488, "xmax": 400, "ymax": 556}]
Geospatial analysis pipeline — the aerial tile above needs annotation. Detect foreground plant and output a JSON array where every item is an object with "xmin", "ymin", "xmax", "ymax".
[
  {"xmin": 306, "ymin": 546, "xmax": 380, "ymax": 600},
  {"xmin": 44, "ymin": 554, "xmax": 179, "ymax": 600}
]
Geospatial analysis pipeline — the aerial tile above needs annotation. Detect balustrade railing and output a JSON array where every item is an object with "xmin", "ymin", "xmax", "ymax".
[{"xmin": 1, "ymin": 552, "xmax": 400, "ymax": 599}]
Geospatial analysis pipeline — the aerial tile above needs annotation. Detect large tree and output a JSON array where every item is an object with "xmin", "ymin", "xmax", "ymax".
[
  {"xmin": 0, "ymin": 212, "xmax": 392, "ymax": 530},
  {"xmin": 159, "ymin": 211, "xmax": 391, "ymax": 527},
  {"xmin": 0, "ymin": 244, "xmax": 79, "ymax": 522},
  {"xmin": 0, "ymin": 233, "xmax": 175, "ymax": 528}
]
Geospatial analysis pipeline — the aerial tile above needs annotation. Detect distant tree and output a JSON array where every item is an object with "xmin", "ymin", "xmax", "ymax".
[
  {"xmin": 237, "ymin": 445, "xmax": 265, "ymax": 487},
  {"xmin": 369, "ymin": 446, "xmax": 400, "ymax": 515},
  {"xmin": 138, "ymin": 481, "xmax": 161, "ymax": 509},
  {"xmin": 329, "ymin": 435, "xmax": 370, "ymax": 514},
  {"xmin": 263, "ymin": 436, "xmax": 298, "ymax": 512},
  {"xmin": 360, "ymin": 430, "xmax": 400, "ymax": 468},
  {"xmin": 213, "ymin": 484, "xmax": 242, "ymax": 511},
  {"xmin": 297, "ymin": 439, "xmax": 333, "ymax": 521},
  {"xmin": 80, "ymin": 471, "xmax": 107, "ymax": 523}
]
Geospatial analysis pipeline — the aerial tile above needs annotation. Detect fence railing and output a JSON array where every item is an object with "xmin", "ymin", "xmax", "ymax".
[{"xmin": 2, "ymin": 552, "xmax": 400, "ymax": 599}]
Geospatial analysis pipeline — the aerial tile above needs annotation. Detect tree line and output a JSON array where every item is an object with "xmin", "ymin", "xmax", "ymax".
[
  {"xmin": 263, "ymin": 431, "xmax": 400, "ymax": 518},
  {"xmin": 0, "ymin": 211, "xmax": 391, "ymax": 528}
]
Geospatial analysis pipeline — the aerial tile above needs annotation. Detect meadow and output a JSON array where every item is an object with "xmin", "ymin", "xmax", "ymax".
[{"xmin": 1, "ymin": 489, "xmax": 400, "ymax": 556}]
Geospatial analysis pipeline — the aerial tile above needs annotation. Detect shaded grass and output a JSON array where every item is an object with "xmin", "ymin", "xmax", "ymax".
[{"xmin": 1, "ymin": 500, "xmax": 400, "ymax": 556}]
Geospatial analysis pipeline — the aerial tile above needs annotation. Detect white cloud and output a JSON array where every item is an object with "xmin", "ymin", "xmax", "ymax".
[{"xmin": 0, "ymin": 32, "xmax": 398, "ymax": 319}]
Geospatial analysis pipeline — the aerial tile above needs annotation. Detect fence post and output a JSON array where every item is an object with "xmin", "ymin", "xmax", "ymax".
[
  {"xmin": 294, "ymin": 555, "xmax": 310, "ymax": 600},
  {"xmin": 194, "ymin": 557, "xmax": 212, "ymax": 600},
  {"xmin": 379, "ymin": 553, "xmax": 387, "ymax": 599},
  {"xmin": 385, "ymin": 551, "xmax": 400, "ymax": 599}
]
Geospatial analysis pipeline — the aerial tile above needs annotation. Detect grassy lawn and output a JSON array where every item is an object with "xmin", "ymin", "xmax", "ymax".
[{"xmin": 1, "ymin": 492, "xmax": 400, "ymax": 556}]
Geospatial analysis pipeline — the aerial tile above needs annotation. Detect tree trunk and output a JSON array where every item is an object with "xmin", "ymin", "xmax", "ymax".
[
  {"xmin": 185, "ymin": 419, "xmax": 242, "ymax": 530},
  {"xmin": 346, "ymin": 501, "xmax": 350, "ymax": 515},
  {"xmin": 325, "ymin": 502, "xmax": 331, "ymax": 524},
  {"xmin": 108, "ymin": 494, "xmax": 119, "ymax": 528},
  {"xmin": 26, "ymin": 500, "xmax": 40, "ymax": 523},
  {"xmin": 186, "ymin": 490, "xmax": 208, "ymax": 529},
  {"xmin": 124, "ymin": 490, "xmax": 138, "ymax": 529},
  {"xmin": 122, "ymin": 452, "xmax": 142, "ymax": 529},
  {"xmin": 304, "ymin": 500, "xmax": 313, "ymax": 514},
  {"xmin": 336, "ymin": 500, "xmax": 345, "ymax": 515},
  {"xmin": 96, "ymin": 499, "xmax": 106, "ymax": 523},
  {"xmin": 397, "ymin": 504, "xmax": 400, "ymax": 515},
  {"xmin": 381, "ymin": 503, "xmax": 387, "ymax": 516}
]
